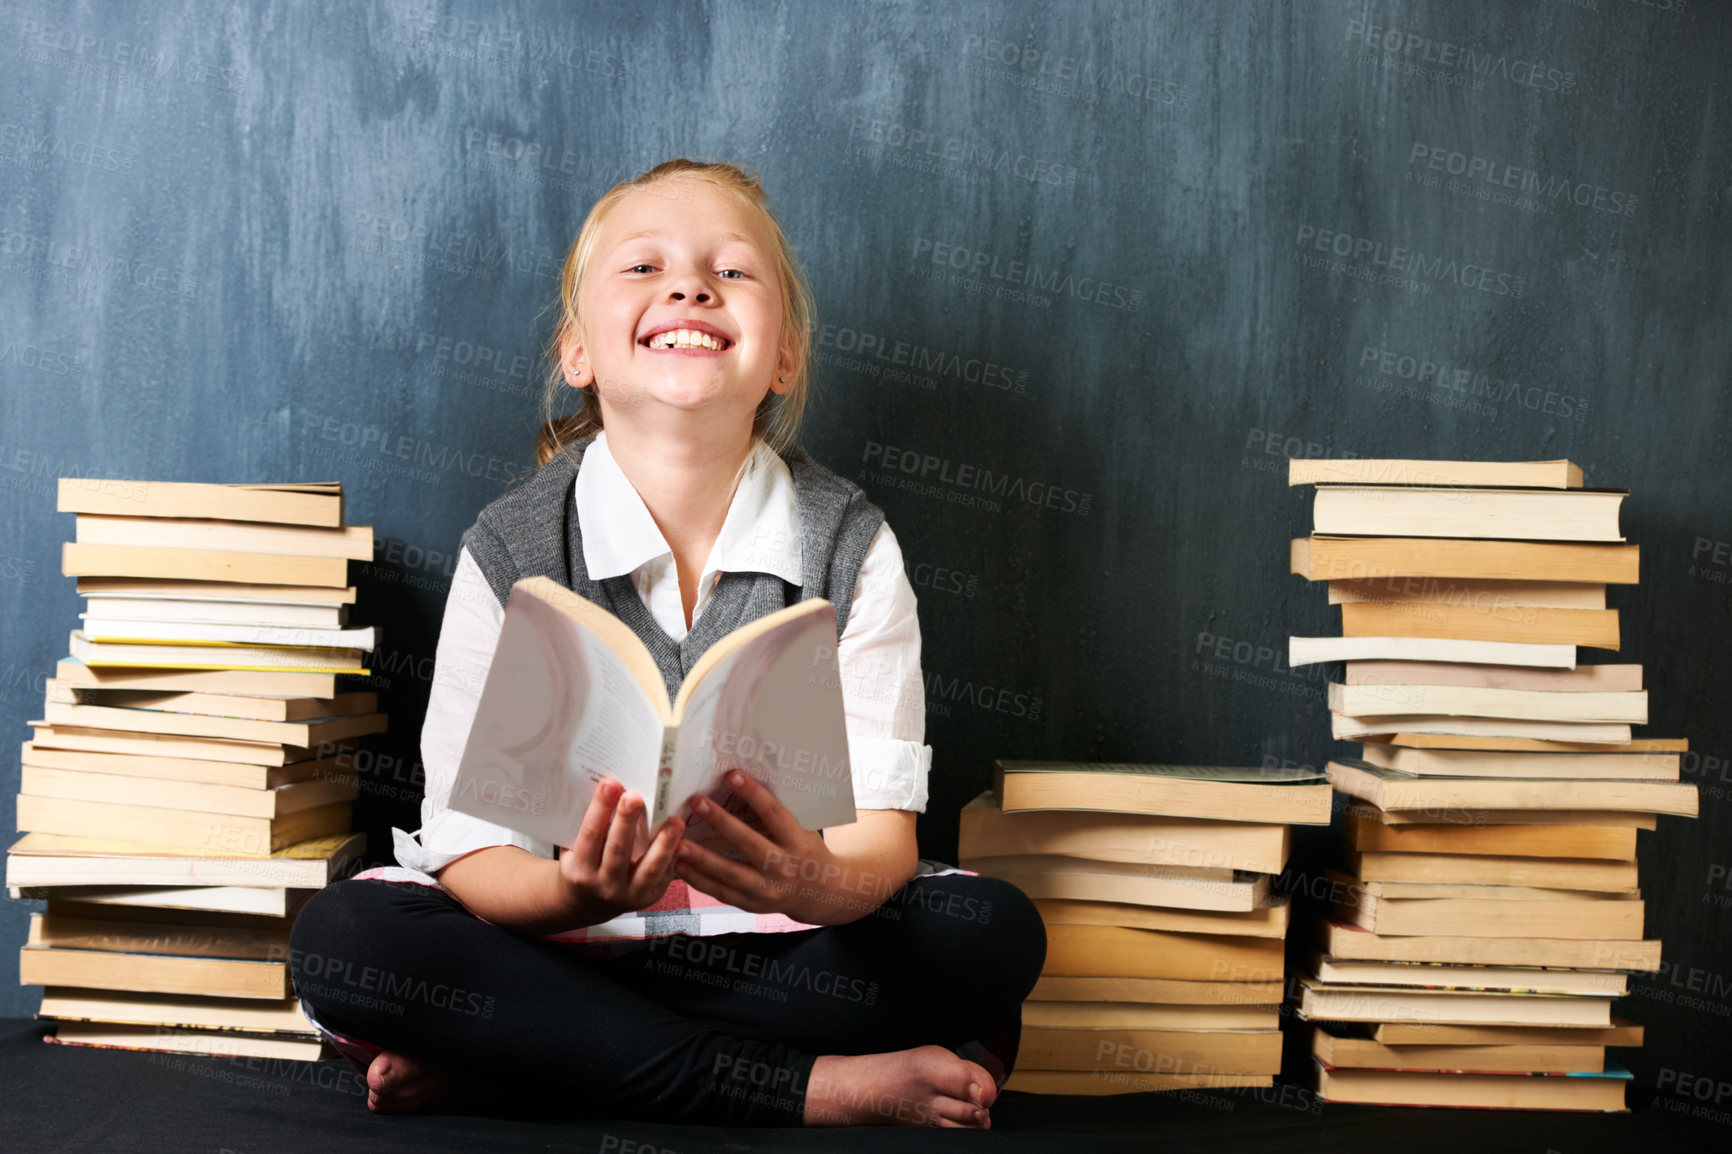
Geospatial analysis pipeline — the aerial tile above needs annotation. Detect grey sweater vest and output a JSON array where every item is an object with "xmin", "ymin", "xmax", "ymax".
[{"xmin": 459, "ymin": 436, "xmax": 885, "ymax": 703}]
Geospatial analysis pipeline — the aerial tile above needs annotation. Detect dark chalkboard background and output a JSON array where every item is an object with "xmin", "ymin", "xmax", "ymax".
[{"xmin": 2, "ymin": 0, "xmax": 1728, "ymax": 1095}]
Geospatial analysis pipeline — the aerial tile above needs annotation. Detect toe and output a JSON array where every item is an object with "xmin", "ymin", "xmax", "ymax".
[
  {"xmin": 927, "ymin": 1095, "xmax": 990, "ymax": 1128},
  {"xmin": 929, "ymin": 1055, "xmax": 994, "ymax": 1106},
  {"xmin": 949, "ymin": 1053, "xmax": 1004, "ymax": 1102},
  {"xmin": 959, "ymin": 1060, "xmax": 998, "ymax": 1107}
]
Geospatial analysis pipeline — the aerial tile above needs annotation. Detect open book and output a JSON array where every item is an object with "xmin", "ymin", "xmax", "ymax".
[{"xmin": 449, "ymin": 577, "xmax": 857, "ymax": 848}]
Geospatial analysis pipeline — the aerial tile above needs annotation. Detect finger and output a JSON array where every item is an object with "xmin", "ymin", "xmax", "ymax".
[
  {"xmin": 677, "ymin": 839, "xmax": 770, "ymax": 897},
  {"xmin": 676, "ymin": 872, "xmax": 757, "ymax": 912},
  {"xmin": 633, "ymin": 815, "xmax": 686, "ymax": 886},
  {"xmin": 674, "ymin": 857, "xmax": 762, "ymax": 912},
  {"xmin": 572, "ymin": 778, "xmax": 623, "ymax": 872},
  {"xmin": 598, "ymin": 790, "xmax": 643, "ymax": 884},
  {"xmin": 689, "ymin": 792, "xmax": 780, "ymax": 867},
  {"xmin": 717, "ymin": 768, "xmax": 805, "ymax": 845}
]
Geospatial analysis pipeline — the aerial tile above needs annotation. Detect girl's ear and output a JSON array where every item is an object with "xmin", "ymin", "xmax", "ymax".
[
  {"xmin": 560, "ymin": 334, "xmax": 593, "ymax": 389},
  {"xmin": 769, "ymin": 342, "xmax": 794, "ymax": 396}
]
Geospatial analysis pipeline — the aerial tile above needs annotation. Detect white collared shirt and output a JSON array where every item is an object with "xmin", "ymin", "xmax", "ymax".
[
  {"xmin": 575, "ymin": 429, "xmax": 805, "ymax": 642},
  {"xmin": 392, "ymin": 433, "xmax": 932, "ymax": 875}
]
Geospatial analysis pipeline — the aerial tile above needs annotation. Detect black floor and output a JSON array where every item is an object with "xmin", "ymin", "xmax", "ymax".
[{"xmin": 1, "ymin": 1018, "xmax": 1727, "ymax": 1153}]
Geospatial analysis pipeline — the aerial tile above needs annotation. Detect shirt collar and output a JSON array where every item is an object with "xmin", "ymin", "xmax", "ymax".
[{"xmin": 574, "ymin": 432, "xmax": 804, "ymax": 587}]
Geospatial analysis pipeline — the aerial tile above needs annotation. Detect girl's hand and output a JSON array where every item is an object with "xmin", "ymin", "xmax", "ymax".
[
  {"xmin": 557, "ymin": 778, "xmax": 685, "ymax": 924},
  {"xmin": 674, "ymin": 769, "xmax": 873, "ymax": 925}
]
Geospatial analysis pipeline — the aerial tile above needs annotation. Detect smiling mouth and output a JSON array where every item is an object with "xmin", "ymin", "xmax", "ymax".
[{"xmin": 642, "ymin": 328, "xmax": 732, "ymax": 351}]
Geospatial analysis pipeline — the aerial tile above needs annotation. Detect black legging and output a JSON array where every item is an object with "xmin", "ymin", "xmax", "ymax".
[{"xmin": 288, "ymin": 871, "xmax": 1045, "ymax": 1126}]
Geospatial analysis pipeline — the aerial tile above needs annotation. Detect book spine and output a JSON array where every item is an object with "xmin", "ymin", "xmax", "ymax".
[{"xmin": 653, "ymin": 726, "xmax": 677, "ymax": 827}]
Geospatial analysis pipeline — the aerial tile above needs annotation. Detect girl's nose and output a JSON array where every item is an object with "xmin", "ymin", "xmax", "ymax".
[{"xmin": 666, "ymin": 267, "xmax": 711, "ymax": 303}]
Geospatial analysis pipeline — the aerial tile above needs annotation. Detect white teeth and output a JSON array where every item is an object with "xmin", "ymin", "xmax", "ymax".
[{"xmin": 648, "ymin": 328, "xmax": 724, "ymax": 350}]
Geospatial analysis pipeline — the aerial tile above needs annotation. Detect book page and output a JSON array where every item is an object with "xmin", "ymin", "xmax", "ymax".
[
  {"xmin": 671, "ymin": 605, "xmax": 856, "ymax": 847},
  {"xmin": 450, "ymin": 586, "xmax": 663, "ymax": 847}
]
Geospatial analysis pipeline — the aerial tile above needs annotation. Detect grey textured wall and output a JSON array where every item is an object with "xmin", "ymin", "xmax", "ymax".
[{"xmin": 2, "ymin": 0, "xmax": 1728, "ymax": 1094}]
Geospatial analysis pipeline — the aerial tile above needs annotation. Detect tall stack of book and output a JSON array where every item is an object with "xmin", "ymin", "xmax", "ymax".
[
  {"xmin": 1286, "ymin": 458, "xmax": 1698, "ymax": 1111},
  {"xmin": 7, "ymin": 479, "xmax": 382, "ymax": 1060},
  {"xmin": 959, "ymin": 761, "xmax": 1332, "ymax": 1095}
]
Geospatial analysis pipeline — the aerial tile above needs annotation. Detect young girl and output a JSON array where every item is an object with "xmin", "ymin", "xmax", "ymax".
[{"xmin": 289, "ymin": 160, "xmax": 1045, "ymax": 1128}]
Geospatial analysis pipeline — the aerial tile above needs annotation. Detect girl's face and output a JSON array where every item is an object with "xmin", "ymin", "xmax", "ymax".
[{"xmin": 566, "ymin": 176, "xmax": 789, "ymax": 434}]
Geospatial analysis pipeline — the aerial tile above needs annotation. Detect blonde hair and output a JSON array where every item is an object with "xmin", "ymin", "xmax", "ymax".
[{"xmin": 534, "ymin": 159, "xmax": 815, "ymax": 468}]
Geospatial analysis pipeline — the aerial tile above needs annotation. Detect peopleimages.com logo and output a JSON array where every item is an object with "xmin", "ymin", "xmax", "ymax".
[
  {"xmin": 1294, "ymin": 225, "xmax": 1527, "ymax": 298},
  {"xmin": 910, "ymin": 233, "xmax": 1143, "ymax": 311},
  {"xmin": 1344, "ymin": 17, "xmax": 1578, "ymax": 94},
  {"xmin": 861, "ymin": 440, "xmax": 1092, "ymax": 516}
]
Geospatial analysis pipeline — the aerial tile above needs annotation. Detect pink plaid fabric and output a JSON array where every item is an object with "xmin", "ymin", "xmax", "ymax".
[
  {"xmin": 347, "ymin": 860, "xmax": 969, "ymax": 950},
  {"xmin": 348, "ymin": 866, "xmax": 820, "ymax": 952}
]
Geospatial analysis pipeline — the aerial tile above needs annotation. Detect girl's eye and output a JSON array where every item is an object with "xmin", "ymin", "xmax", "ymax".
[{"xmin": 623, "ymin": 263, "xmax": 747, "ymax": 278}]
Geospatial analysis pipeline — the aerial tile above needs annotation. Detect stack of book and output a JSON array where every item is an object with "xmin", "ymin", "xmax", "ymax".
[
  {"xmin": 8, "ymin": 478, "xmax": 383, "ymax": 1060},
  {"xmin": 960, "ymin": 760, "xmax": 1332, "ymax": 1095},
  {"xmin": 1286, "ymin": 458, "xmax": 1699, "ymax": 1111}
]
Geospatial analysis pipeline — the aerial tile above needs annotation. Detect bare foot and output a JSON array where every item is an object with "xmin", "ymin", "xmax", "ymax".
[
  {"xmin": 365, "ymin": 1049, "xmax": 461, "ymax": 1114},
  {"xmin": 803, "ymin": 1045, "xmax": 997, "ymax": 1128}
]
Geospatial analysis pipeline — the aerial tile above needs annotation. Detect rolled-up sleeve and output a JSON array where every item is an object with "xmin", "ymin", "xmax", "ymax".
[
  {"xmin": 837, "ymin": 522, "xmax": 932, "ymax": 813},
  {"xmin": 389, "ymin": 546, "xmax": 556, "ymax": 875}
]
